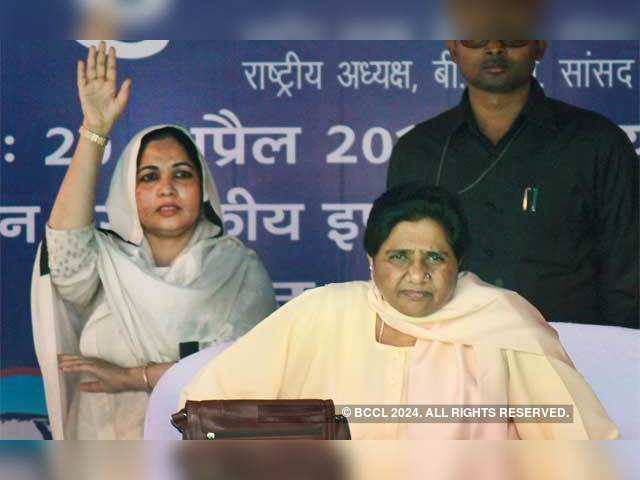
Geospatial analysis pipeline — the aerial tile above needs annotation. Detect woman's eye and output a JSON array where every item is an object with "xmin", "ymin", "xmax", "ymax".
[
  {"xmin": 175, "ymin": 170, "xmax": 194, "ymax": 179},
  {"xmin": 426, "ymin": 252, "xmax": 444, "ymax": 263},
  {"xmin": 138, "ymin": 172, "xmax": 158, "ymax": 183},
  {"xmin": 389, "ymin": 253, "xmax": 408, "ymax": 262}
]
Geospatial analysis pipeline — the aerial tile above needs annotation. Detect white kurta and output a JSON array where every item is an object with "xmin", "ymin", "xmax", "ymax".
[{"xmin": 40, "ymin": 225, "xmax": 276, "ymax": 439}]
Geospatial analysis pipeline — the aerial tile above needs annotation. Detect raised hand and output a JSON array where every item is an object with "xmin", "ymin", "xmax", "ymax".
[{"xmin": 77, "ymin": 41, "xmax": 132, "ymax": 137}]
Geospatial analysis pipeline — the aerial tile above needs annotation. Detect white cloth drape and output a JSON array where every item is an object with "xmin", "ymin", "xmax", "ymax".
[{"xmin": 31, "ymin": 125, "xmax": 276, "ymax": 438}]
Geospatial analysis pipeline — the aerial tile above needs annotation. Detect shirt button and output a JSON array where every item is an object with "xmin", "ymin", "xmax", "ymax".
[{"xmin": 484, "ymin": 248, "xmax": 495, "ymax": 258}]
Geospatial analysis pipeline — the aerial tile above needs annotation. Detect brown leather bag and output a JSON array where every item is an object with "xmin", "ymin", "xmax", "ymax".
[{"xmin": 171, "ymin": 399, "xmax": 351, "ymax": 440}]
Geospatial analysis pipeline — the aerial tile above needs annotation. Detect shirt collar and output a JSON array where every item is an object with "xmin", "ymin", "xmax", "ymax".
[
  {"xmin": 450, "ymin": 77, "xmax": 559, "ymax": 135},
  {"xmin": 521, "ymin": 78, "xmax": 559, "ymax": 131}
]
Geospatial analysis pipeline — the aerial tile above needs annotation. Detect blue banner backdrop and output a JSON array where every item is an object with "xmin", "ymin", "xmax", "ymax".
[{"xmin": 1, "ymin": 41, "xmax": 638, "ymax": 436}]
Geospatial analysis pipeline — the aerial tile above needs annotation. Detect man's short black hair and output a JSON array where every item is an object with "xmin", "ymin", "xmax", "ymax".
[{"xmin": 364, "ymin": 182, "xmax": 471, "ymax": 263}]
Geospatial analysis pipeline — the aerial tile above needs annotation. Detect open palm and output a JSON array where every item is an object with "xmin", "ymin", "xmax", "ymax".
[{"xmin": 77, "ymin": 41, "xmax": 131, "ymax": 137}]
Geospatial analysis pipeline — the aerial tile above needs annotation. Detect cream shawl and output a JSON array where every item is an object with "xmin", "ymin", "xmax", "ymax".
[{"xmin": 182, "ymin": 274, "xmax": 618, "ymax": 439}]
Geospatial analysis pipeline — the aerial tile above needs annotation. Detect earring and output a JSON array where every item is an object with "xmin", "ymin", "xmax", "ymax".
[
  {"xmin": 369, "ymin": 264, "xmax": 373, "ymax": 272},
  {"xmin": 425, "ymin": 272, "xmax": 432, "ymax": 280}
]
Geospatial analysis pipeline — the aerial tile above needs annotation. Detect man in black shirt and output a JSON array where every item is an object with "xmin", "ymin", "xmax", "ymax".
[{"xmin": 387, "ymin": 40, "xmax": 638, "ymax": 328}]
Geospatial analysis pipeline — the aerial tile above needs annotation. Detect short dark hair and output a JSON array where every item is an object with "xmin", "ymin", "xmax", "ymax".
[
  {"xmin": 364, "ymin": 183, "xmax": 471, "ymax": 262},
  {"xmin": 136, "ymin": 126, "xmax": 202, "ymax": 180}
]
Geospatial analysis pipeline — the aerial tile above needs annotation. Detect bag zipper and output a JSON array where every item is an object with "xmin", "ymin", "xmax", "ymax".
[{"xmin": 206, "ymin": 425, "xmax": 323, "ymax": 440}]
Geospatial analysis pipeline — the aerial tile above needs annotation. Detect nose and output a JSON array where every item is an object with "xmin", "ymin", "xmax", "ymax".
[
  {"xmin": 484, "ymin": 40, "xmax": 506, "ymax": 56},
  {"xmin": 157, "ymin": 175, "xmax": 177, "ymax": 196},
  {"xmin": 407, "ymin": 259, "xmax": 430, "ymax": 284}
]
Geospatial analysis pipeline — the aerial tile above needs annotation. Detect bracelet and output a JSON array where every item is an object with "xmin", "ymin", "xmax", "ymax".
[
  {"xmin": 78, "ymin": 125, "xmax": 108, "ymax": 147},
  {"xmin": 142, "ymin": 365, "xmax": 152, "ymax": 392}
]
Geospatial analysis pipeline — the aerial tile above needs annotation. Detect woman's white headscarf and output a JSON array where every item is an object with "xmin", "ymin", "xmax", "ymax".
[
  {"xmin": 106, "ymin": 124, "xmax": 223, "ymax": 246},
  {"xmin": 94, "ymin": 124, "xmax": 276, "ymax": 362},
  {"xmin": 32, "ymin": 125, "xmax": 276, "ymax": 438}
]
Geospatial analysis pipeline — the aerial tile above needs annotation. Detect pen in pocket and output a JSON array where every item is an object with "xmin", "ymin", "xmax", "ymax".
[{"xmin": 522, "ymin": 186, "xmax": 540, "ymax": 213}]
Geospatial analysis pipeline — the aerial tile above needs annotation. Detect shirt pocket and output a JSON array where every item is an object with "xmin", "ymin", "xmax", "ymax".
[{"xmin": 517, "ymin": 181, "xmax": 593, "ymax": 262}]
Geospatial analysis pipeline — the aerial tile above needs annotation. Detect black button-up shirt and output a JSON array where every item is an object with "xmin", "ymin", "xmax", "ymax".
[{"xmin": 388, "ymin": 79, "xmax": 639, "ymax": 328}]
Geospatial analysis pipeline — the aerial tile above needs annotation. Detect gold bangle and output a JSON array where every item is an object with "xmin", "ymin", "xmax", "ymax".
[
  {"xmin": 142, "ymin": 365, "xmax": 151, "ymax": 392},
  {"xmin": 78, "ymin": 125, "xmax": 108, "ymax": 147}
]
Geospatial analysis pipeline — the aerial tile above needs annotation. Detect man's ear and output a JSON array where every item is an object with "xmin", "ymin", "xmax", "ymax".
[
  {"xmin": 533, "ymin": 41, "xmax": 547, "ymax": 61},
  {"xmin": 446, "ymin": 40, "xmax": 458, "ymax": 63}
]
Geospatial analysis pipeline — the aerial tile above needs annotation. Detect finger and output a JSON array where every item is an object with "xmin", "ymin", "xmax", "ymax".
[
  {"xmin": 106, "ymin": 46, "xmax": 117, "ymax": 84},
  {"xmin": 58, "ymin": 354, "xmax": 87, "ymax": 363},
  {"xmin": 59, "ymin": 363, "xmax": 94, "ymax": 373},
  {"xmin": 58, "ymin": 356, "xmax": 97, "ymax": 366},
  {"xmin": 58, "ymin": 356, "xmax": 84, "ymax": 364},
  {"xmin": 58, "ymin": 358, "xmax": 98, "ymax": 370},
  {"xmin": 58, "ymin": 359, "xmax": 92, "ymax": 368},
  {"xmin": 96, "ymin": 41, "xmax": 107, "ymax": 80},
  {"xmin": 86, "ymin": 45, "xmax": 97, "ymax": 80},
  {"xmin": 59, "ymin": 353, "xmax": 84, "ymax": 359},
  {"xmin": 77, "ymin": 60, "xmax": 87, "ymax": 90},
  {"xmin": 58, "ymin": 356, "xmax": 82, "ymax": 365},
  {"xmin": 59, "ymin": 353, "xmax": 100, "ymax": 361},
  {"xmin": 79, "ymin": 381, "xmax": 106, "ymax": 393},
  {"xmin": 116, "ymin": 78, "xmax": 132, "ymax": 112}
]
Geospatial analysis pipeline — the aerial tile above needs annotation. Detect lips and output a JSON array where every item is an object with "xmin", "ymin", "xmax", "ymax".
[
  {"xmin": 156, "ymin": 204, "xmax": 181, "ymax": 217},
  {"xmin": 400, "ymin": 290, "xmax": 433, "ymax": 301},
  {"xmin": 482, "ymin": 60, "xmax": 509, "ymax": 74}
]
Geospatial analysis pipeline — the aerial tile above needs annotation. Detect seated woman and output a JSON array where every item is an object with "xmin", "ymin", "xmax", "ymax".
[
  {"xmin": 181, "ymin": 182, "xmax": 619, "ymax": 439},
  {"xmin": 31, "ymin": 42, "xmax": 276, "ymax": 439}
]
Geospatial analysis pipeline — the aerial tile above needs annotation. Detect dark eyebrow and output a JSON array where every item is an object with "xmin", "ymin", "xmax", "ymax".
[
  {"xmin": 384, "ymin": 249, "xmax": 411, "ymax": 255},
  {"xmin": 137, "ymin": 165, "xmax": 158, "ymax": 174},
  {"xmin": 384, "ymin": 248, "xmax": 450, "ymax": 257},
  {"xmin": 136, "ymin": 162, "xmax": 194, "ymax": 173},
  {"xmin": 172, "ymin": 162, "xmax": 195, "ymax": 169}
]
